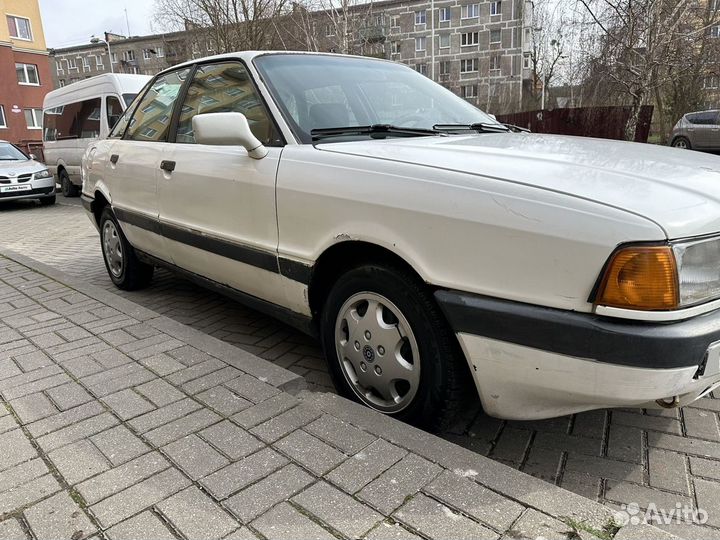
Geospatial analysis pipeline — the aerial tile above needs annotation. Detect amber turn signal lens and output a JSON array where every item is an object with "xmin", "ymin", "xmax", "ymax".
[{"xmin": 596, "ymin": 246, "xmax": 679, "ymax": 310}]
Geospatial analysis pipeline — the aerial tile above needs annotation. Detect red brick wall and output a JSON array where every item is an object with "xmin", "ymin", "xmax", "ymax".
[{"xmin": 0, "ymin": 44, "xmax": 52, "ymax": 144}]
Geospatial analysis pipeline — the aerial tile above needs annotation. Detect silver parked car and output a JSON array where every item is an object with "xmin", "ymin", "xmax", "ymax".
[
  {"xmin": 0, "ymin": 141, "xmax": 55, "ymax": 205},
  {"xmin": 670, "ymin": 110, "xmax": 720, "ymax": 150}
]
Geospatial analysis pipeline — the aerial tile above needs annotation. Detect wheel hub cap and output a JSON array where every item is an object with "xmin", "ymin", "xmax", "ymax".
[
  {"xmin": 335, "ymin": 292, "xmax": 420, "ymax": 413},
  {"xmin": 102, "ymin": 221, "xmax": 123, "ymax": 278}
]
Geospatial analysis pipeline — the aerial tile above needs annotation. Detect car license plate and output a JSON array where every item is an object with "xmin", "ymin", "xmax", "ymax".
[{"xmin": 0, "ymin": 185, "xmax": 31, "ymax": 193}]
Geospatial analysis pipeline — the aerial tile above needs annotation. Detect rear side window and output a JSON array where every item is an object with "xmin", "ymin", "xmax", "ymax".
[
  {"xmin": 175, "ymin": 62, "xmax": 280, "ymax": 145},
  {"xmin": 42, "ymin": 97, "xmax": 101, "ymax": 141},
  {"xmin": 106, "ymin": 96, "xmax": 123, "ymax": 131},
  {"xmin": 687, "ymin": 111, "xmax": 719, "ymax": 125},
  {"xmin": 125, "ymin": 68, "xmax": 191, "ymax": 142}
]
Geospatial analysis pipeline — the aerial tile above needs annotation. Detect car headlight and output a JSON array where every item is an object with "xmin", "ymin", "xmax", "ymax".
[
  {"xmin": 595, "ymin": 236, "xmax": 720, "ymax": 310},
  {"xmin": 33, "ymin": 169, "xmax": 52, "ymax": 179}
]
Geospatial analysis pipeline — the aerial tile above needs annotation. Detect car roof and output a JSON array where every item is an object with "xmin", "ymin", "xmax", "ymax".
[
  {"xmin": 43, "ymin": 73, "xmax": 151, "ymax": 110},
  {"xmin": 156, "ymin": 50, "xmax": 395, "ymax": 77},
  {"xmin": 685, "ymin": 110, "xmax": 720, "ymax": 116}
]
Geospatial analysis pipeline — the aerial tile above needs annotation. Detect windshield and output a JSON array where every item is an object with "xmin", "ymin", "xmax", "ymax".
[
  {"xmin": 122, "ymin": 93, "xmax": 138, "ymax": 107},
  {"xmin": 254, "ymin": 54, "xmax": 500, "ymax": 143},
  {"xmin": 0, "ymin": 143, "xmax": 29, "ymax": 161}
]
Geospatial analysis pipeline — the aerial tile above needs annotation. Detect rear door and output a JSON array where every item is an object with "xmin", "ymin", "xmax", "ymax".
[
  {"xmin": 105, "ymin": 67, "xmax": 191, "ymax": 262},
  {"xmin": 157, "ymin": 60, "xmax": 288, "ymax": 306}
]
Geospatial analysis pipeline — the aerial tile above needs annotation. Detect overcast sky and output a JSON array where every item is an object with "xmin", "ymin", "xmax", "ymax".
[{"xmin": 38, "ymin": 0, "xmax": 159, "ymax": 49}]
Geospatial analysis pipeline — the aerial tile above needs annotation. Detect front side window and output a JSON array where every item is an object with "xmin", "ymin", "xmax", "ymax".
[
  {"xmin": 175, "ymin": 62, "xmax": 279, "ymax": 146},
  {"xmin": 688, "ymin": 111, "xmax": 719, "ymax": 125},
  {"xmin": 7, "ymin": 15, "xmax": 32, "ymax": 40},
  {"xmin": 415, "ymin": 10, "xmax": 426, "ymax": 24},
  {"xmin": 24, "ymin": 108, "xmax": 42, "ymax": 129},
  {"xmin": 106, "ymin": 96, "xmax": 124, "ymax": 130},
  {"xmin": 16, "ymin": 63, "xmax": 39, "ymax": 85},
  {"xmin": 125, "ymin": 67, "xmax": 191, "ymax": 141}
]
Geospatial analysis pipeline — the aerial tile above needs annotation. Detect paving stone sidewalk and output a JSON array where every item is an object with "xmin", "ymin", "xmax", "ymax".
[{"xmin": 0, "ymin": 251, "xmax": 674, "ymax": 540}]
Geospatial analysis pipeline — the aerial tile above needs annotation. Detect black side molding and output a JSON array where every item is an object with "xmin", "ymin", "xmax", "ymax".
[
  {"xmin": 435, "ymin": 289, "xmax": 720, "ymax": 370},
  {"xmin": 80, "ymin": 194, "xmax": 95, "ymax": 213}
]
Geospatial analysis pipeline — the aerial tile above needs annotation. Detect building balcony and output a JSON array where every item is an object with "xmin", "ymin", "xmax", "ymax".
[{"xmin": 358, "ymin": 26, "xmax": 386, "ymax": 43}]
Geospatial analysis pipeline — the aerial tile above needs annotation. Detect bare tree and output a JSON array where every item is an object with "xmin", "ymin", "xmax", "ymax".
[
  {"xmin": 526, "ymin": 0, "xmax": 567, "ymax": 109},
  {"xmin": 154, "ymin": 0, "xmax": 291, "ymax": 53},
  {"xmin": 576, "ymin": 0, "xmax": 720, "ymax": 140}
]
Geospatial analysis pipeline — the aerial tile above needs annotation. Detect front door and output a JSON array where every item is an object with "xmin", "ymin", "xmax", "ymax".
[
  {"xmin": 108, "ymin": 67, "xmax": 191, "ymax": 262},
  {"xmin": 158, "ymin": 61, "xmax": 287, "ymax": 306},
  {"xmin": 687, "ymin": 111, "xmax": 719, "ymax": 149}
]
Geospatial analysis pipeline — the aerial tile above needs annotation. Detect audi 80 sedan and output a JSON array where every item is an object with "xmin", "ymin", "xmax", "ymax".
[{"xmin": 81, "ymin": 51, "xmax": 720, "ymax": 429}]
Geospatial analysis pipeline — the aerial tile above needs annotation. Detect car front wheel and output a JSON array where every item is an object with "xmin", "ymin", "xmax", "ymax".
[
  {"xmin": 99, "ymin": 207, "xmax": 154, "ymax": 290},
  {"xmin": 672, "ymin": 136, "xmax": 691, "ymax": 149},
  {"xmin": 320, "ymin": 263, "xmax": 468, "ymax": 431},
  {"xmin": 59, "ymin": 170, "xmax": 79, "ymax": 197}
]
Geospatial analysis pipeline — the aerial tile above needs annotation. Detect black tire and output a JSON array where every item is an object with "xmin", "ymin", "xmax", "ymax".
[
  {"xmin": 672, "ymin": 136, "xmax": 691, "ymax": 150},
  {"xmin": 99, "ymin": 207, "xmax": 154, "ymax": 290},
  {"xmin": 320, "ymin": 263, "xmax": 469, "ymax": 431},
  {"xmin": 59, "ymin": 169, "xmax": 79, "ymax": 197},
  {"xmin": 39, "ymin": 195, "xmax": 56, "ymax": 206}
]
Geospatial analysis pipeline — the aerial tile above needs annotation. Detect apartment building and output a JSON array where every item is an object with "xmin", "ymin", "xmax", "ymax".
[
  {"xmin": 49, "ymin": 0, "xmax": 531, "ymax": 114},
  {"xmin": 0, "ymin": 0, "xmax": 52, "ymax": 144}
]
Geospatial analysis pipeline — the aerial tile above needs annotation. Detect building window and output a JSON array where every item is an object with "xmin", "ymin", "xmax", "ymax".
[
  {"xmin": 461, "ymin": 4, "xmax": 479, "ymax": 19},
  {"xmin": 0, "ymin": 106, "xmax": 6, "ymax": 128},
  {"xmin": 390, "ymin": 15, "xmax": 400, "ymax": 27},
  {"xmin": 705, "ymin": 75, "xmax": 719, "ymax": 89},
  {"xmin": 439, "ymin": 7, "xmax": 451, "ymax": 22},
  {"xmin": 123, "ymin": 50, "xmax": 136, "ymax": 62},
  {"xmin": 156, "ymin": 47, "xmax": 165, "ymax": 58},
  {"xmin": 391, "ymin": 41, "xmax": 400, "ymax": 54},
  {"xmin": 523, "ymin": 52, "xmax": 531, "ymax": 69},
  {"xmin": 95, "ymin": 55, "xmax": 104, "ymax": 68},
  {"xmin": 67, "ymin": 57, "xmax": 77, "ymax": 70},
  {"xmin": 56, "ymin": 61, "xmax": 64, "ymax": 75},
  {"xmin": 16, "ymin": 63, "xmax": 39, "ymax": 85},
  {"xmin": 6, "ymin": 15, "xmax": 32, "ymax": 40},
  {"xmin": 24, "ymin": 108, "xmax": 42, "ymax": 129},
  {"xmin": 490, "ymin": 29, "xmax": 501, "ymax": 43},
  {"xmin": 460, "ymin": 58, "xmax": 478, "ymax": 72},
  {"xmin": 491, "ymin": 1, "xmax": 502, "ymax": 15},
  {"xmin": 415, "ymin": 36, "xmax": 426, "ymax": 51},
  {"xmin": 415, "ymin": 63, "xmax": 428, "ymax": 76},
  {"xmin": 439, "ymin": 33, "xmax": 450, "ymax": 48},
  {"xmin": 415, "ymin": 10, "xmax": 426, "ymax": 25},
  {"xmin": 82, "ymin": 57, "xmax": 91, "ymax": 72},
  {"xmin": 439, "ymin": 60, "xmax": 451, "ymax": 76},
  {"xmin": 110, "ymin": 52, "xmax": 118, "ymax": 64},
  {"xmin": 207, "ymin": 41, "xmax": 214, "ymax": 51},
  {"xmin": 712, "ymin": 25, "xmax": 720, "ymax": 38},
  {"xmin": 490, "ymin": 53, "xmax": 502, "ymax": 71},
  {"xmin": 461, "ymin": 85, "xmax": 477, "ymax": 99},
  {"xmin": 143, "ymin": 49, "xmax": 152, "ymax": 60},
  {"xmin": 461, "ymin": 32, "xmax": 479, "ymax": 46},
  {"xmin": 325, "ymin": 24, "xmax": 335, "ymax": 36},
  {"xmin": 59, "ymin": 79, "xmax": 66, "ymax": 87}
]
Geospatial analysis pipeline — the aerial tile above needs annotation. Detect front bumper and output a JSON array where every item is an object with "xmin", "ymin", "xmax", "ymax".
[
  {"xmin": 0, "ymin": 176, "xmax": 55, "ymax": 202},
  {"xmin": 435, "ymin": 289, "xmax": 720, "ymax": 419}
]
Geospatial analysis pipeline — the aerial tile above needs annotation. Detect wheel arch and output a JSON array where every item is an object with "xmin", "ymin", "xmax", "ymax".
[
  {"xmin": 92, "ymin": 189, "xmax": 111, "ymax": 226},
  {"xmin": 307, "ymin": 240, "xmax": 429, "ymax": 320}
]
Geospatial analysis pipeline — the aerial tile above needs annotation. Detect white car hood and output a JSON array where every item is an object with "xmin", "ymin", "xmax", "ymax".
[
  {"xmin": 0, "ymin": 159, "xmax": 45, "ymax": 176},
  {"xmin": 318, "ymin": 133, "xmax": 720, "ymax": 239}
]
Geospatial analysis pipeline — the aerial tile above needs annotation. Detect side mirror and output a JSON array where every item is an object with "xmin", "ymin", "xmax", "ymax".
[
  {"xmin": 192, "ymin": 112, "xmax": 268, "ymax": 159},
  {"xmin": 29, "ymin": 153, "xmax": 37, "ymax": 160}
]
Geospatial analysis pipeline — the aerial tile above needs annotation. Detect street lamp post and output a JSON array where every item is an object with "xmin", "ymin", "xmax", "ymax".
[{"xmin": 90, "ymin": 36, "xmax": 113, "ymax": 73}]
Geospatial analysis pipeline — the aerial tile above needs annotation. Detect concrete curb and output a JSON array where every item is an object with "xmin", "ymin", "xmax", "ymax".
[{"xmin": 0, "ymin": 246, "xmax": 682, "ymax": 540}]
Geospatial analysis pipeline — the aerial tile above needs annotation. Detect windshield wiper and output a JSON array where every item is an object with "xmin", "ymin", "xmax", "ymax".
[
  {"xmin": 311, "ymin": 124, "xmax": 442, "ymax": 142},
  {"xmin": 433, "ymin": 122, "xmax": 511, "ymax": 134}
]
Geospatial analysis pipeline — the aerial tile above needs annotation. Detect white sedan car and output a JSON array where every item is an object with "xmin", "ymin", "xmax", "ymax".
[{"xmin": 82, "ymin": 51, "xmax": 720, "ymax": 429}]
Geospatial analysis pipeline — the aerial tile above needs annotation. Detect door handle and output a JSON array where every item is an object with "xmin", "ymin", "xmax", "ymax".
[
  {"xmin": 110, "ymin": 154, "xmax": 119, "ymax": 164},
  {"xmin": 160, "ymin": 160, "xmax": 176, "ymax": 172}
]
